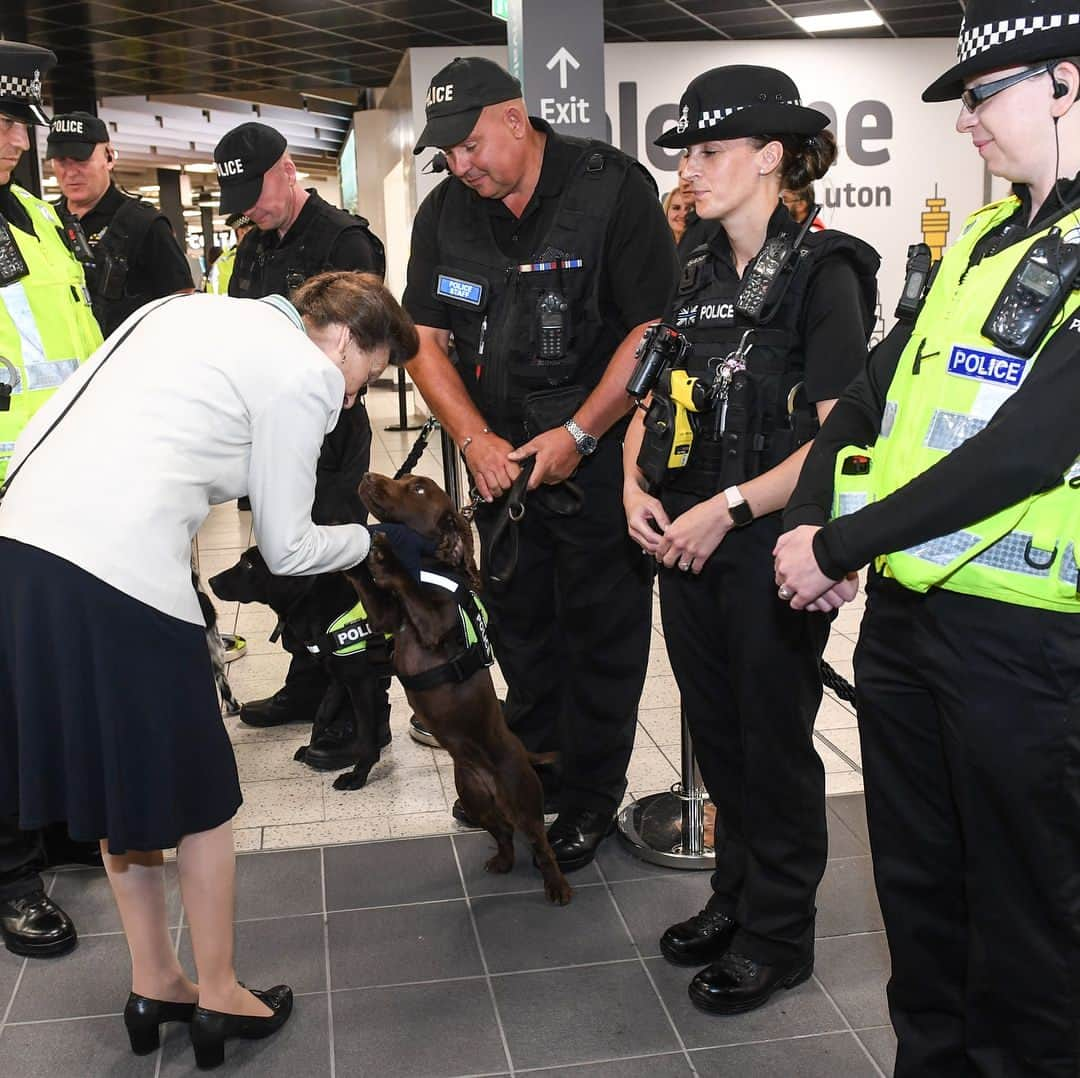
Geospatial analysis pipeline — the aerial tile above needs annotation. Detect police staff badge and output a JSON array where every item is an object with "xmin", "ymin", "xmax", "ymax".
[{"xmin": 676, "ymin": 105, "xmax": 689, "ymax": 134}]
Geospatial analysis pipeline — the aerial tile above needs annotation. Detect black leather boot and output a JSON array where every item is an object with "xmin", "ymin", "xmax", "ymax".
[
  {"xmin": 660, "ymin": 902, "xmax": 737, "ymax": 966},
  {"xmin": 189, "ymin": 984, "xmax": 293, "ymax": 1070},
  {"xmin": 239, "ymin": 687, "xmax": 319, "ymax": 728},
  {"xmin": 547, "ymin": 808, "xmax": 616, "ymax": 871},
  {"xmin": 124, "ymin": 993, "xmax": 196, "ymax": 1055},
  {"xmin": 688, "ymin": 950, "xmax": 814, "ymax": 1015},
  {"xmin": 0, "ymin": 891, "xmax": 77, "ymax": 958}
]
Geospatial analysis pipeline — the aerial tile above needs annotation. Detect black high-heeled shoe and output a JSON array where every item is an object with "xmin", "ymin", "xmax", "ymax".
[
  {"xmin": 123, "ymin": 993, "xmax": 197, "ymax": 1055},
  {"xmin": 189, "ymin": 984, "xmax": 293, "ymax": 1070}
]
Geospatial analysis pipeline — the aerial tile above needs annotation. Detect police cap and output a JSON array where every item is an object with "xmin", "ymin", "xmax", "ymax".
[
  {"xmin": 46, "ymin": 111, "xmax": 109, "ymax": 161},
  {"xmin": 0, "ymin": 41, "xmax": 56, "ymax": 127},
  {"xmin": 413, "ymin": 57, "xmax": 521, "ymax": 155},
  {"xmin": 213, "ymin": 122, "xmax": 287, "ymax": 215},
  {"xmin": 654, "ymin": 66, "xmax": 829, "ymax": 150}
]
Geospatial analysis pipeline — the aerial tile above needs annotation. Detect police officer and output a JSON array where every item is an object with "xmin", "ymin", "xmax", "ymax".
[
  {"xmin": 403, "ymin": 57, "xmax": 679, "ymax": 870},
  {"xmin": 0, "ymin": 41, "xmax": 102, "ymax": 960},
  {"xmin": 206, "ymin": 212, "xmax": 253, "ymax": 294},
  {"xmin": 47, "ymin": 111, "xmax": 194, "ymax": 337},
  {"xmin": 623, "ymin": 66, "xmax": 878, "ymax": 1013},
  {"xmin": 213, "ymin": 122, "xmax": 387, "ymax": 753},
  {"xmin": 775, "ymin": 2, "xmax": 1080, "ymax": 1072}
]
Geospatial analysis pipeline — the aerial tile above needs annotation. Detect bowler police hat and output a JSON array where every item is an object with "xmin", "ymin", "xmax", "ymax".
[
  {"xmin": 213, "ymin": 122, "xmax": 288, "ymax": 216},
  {"xmin": 923, "ymin": 0, "xmax": 1080, "ymax": 102},
  {"xmin": 414, "ymin": 57, "xmax": 522, "ymax": 154},
  {"xmin": 655, "ymin": 66, "xmax": 829, "ymax": 150},
  {"xmin": 0, "ymin": 41, "xmax": 55, "ymax": 127}
]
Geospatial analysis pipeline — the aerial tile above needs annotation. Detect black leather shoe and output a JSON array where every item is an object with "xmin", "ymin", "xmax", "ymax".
[
  {"xmin": 547, "ymin": 809, "xmax": 616, "ymax": 871},
  {"xmin": 660, "ymin": 904, "xmax": 737, "ymax": 967},
  {"xmin": 189, "ymin": 984, "xmax": 293, "ymax": 1070},
  {"xmin": 124, "ymin": 993, "xmax": 196, "ymax": 1055},
  {"xmin": 239, "ymin": 688, "xmax": 317, "ymax": 728},
  {"xmin": 688, "ymin": 950, "xmax": 814, "ymax": 1015},
  {"xmin": 408, "ymin": 714, "xmax": 442, "ymax": 747},
  {"xmin": 0, "ymin": 891, "xmax": 77, "ymax": 958}
]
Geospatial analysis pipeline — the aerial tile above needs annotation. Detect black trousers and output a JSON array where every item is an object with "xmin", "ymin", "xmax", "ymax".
[
  {"xmin": 659, "ymin": 499, "xmax": 829, "ymax": 964},
  {"xmin": 475, "ymin": 434, "xmax": 652, "ymax": 816},
  {"xmin": 856, "ymin": 578, "xmax": 1080, "ymax": 1078},
  {"xmin": 0, "ymin": 816, "xmax": 44, "ymax": 901}
]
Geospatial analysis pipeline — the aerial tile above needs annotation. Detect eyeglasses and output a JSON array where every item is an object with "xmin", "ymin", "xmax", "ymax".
[{"xmin": 960, "ymin": 64, "xmax": 1051, "ymax": 112}]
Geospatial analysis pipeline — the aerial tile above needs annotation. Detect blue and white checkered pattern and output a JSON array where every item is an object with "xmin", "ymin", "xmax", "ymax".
[
  {"xmin": 697, "ymin": 99, "xmax": 800, "ymax": 130},
  {"xmin": 957, "ymin": 11, "xmax": 1080, "ymax": 61}
]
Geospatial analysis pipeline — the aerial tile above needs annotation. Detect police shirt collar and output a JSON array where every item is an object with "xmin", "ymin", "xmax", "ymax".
[
  {"xmin": 66, "ymin": 178, "xmax": 122, "ymax": 224},
  {"xmin": 478, "ymin": 118, "xmax": 573, "ymax": 215},
  {"xmin": 706, "ymin": 201, "xmax": 799, "ymax": 267},
  {"xmin": 1011, "ymin": 170, "xmax": 1080, "ymax": 231}
]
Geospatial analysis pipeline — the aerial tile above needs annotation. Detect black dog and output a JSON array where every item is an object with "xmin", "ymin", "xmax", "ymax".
[{"xmin": 209, "ymin": 548, "xmax": 392, "ymax": 790}]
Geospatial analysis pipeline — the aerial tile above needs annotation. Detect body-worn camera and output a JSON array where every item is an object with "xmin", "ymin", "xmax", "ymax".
[
  {"xmin": 894, "ymin": 243, "xmax": 934, "ymax": 322},
  {"xmin": 626, "ymin": 322, "xmax": 691, "ymax": 400},
  {"xmin": 58, "ymin": 210, "xmax": 95, "ymax": 266}
]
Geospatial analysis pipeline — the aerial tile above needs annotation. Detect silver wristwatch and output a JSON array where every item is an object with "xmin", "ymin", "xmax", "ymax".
[{"xmin": 563, "ymin": 418, "xmax": 598, "ymax": 456}]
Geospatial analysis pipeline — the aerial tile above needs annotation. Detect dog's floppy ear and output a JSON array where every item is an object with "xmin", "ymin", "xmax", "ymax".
[{"xmin": 434, "ymin": 508, "xmax": 482, "ymax": 592}]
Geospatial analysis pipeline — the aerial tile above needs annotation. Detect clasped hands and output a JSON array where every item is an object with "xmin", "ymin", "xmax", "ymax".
[
  {"xmin": 772, "ymin": 525, "xmax": 859, "ymax": 612},
  {"xmin": 464, "ymin": 427, "xmax": 581, "ymax": 501}
]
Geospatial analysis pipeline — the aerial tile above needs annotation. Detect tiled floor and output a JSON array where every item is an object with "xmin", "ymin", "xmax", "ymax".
[
  {"xmin": 0, "ymin": 380, "xmax": 897, "ymax": 1076},
  {"xmin": 0, "ymin": 794, "xmax": 895, "ymax": 1077}
]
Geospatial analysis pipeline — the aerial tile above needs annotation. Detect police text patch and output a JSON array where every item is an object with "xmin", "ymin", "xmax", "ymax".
[
  {"xmin": 947, "ymin": 345, "xmax": 1027, "ymax": 387},
  {"xmin": 435, "ymin": 271, "xmax": 486, "ymax": 308}
]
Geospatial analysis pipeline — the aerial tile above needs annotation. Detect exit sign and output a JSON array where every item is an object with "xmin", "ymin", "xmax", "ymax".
[{"xmin": 492, "ymin": 0, "xmax": 509, "ymax": 20}]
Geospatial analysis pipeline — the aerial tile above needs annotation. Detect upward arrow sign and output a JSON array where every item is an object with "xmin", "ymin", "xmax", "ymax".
[{"xmin": 546, "ymin": 46, "xmax": 580, "ymax": 90}]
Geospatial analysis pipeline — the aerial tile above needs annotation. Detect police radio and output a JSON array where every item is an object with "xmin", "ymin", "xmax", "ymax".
[
  {"xmin": 626, "ymin": 322, "xmax": 691, "ymax": 401},
  {"xmin": 536, "ymin": 290, "xmax": 568, "ymax": 359},
  {"xmin": 894, "ymin": 243, "xmax": 935, "ymax": 321},
  {"xmin": 982, "ymin": 229, "xmax": 1080, "ymax": 358},
  {"xmin": 734, "ymin": 207, "xmax": 818, "ymax": 324},
  {"xmin": 0, "ymin": 217, "xmax": 30, "ymax": 286}
]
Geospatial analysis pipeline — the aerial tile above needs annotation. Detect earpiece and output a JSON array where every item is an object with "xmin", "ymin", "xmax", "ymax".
[
  {"xmin": 104, "ymin": 148, "xmax": 114, "ymax": 163},
  {"xmin": 1052, "ymin": 79, "xmax": 1068, "ymax": 99}
]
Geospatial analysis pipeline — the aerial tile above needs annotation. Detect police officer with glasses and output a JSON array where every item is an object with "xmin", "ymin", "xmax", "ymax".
[
  {"xmin": 775, "ymin": 1, "xmax": 1080, "ymax": 1072},
  {"xmin": 47, "ymin": 111, "xmax": 194, "ymax": 337},
  {"xmin": 623, "ymin": 65, "xmax": 879, "ymax": 1015}
]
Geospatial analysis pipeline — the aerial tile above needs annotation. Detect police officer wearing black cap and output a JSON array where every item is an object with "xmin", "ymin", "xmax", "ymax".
[
  {"xmin": 213, "ymin": 121, "xmax": 389, "ymax": 748},
  {"xmin": 0, "ymin": 40, "xmax": 104, "ymax": 963},
  {"xmin": 775, "ymin": 2, "xmax": 1080, "ymax": 1071},
  {"xmin": 623, "ymin": 65, "xmax": 879, "ymax": 1014},
  {"xmin": 47, "ymin": 111, "xmax": 194, "ymax": 337},
  {"xmin": 403, "ymin": 57, "xmax": 679, "ymax": 870}
]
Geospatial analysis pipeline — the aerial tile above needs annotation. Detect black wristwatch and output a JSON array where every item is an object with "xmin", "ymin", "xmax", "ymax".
[
  {"xmin": 724, "ymin": 485, "xmax": 753, "ymax": 527},
  {"xmin": 563, "ymin": 418, "xmax": 598, "ymax": 456}
]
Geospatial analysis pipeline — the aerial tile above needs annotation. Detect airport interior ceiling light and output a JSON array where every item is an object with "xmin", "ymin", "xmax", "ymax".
[{"xmin": 794, "ymin": 10, "xmax": 885, "ymax": 33}]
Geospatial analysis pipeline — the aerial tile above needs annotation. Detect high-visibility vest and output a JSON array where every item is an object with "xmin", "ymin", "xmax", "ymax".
[
  {"xmin": 834, "ymin": 196, "xmax": 1080, "ymax": 612},
  {"xmin": 208, "ymin": 246, "xmax": 236, "ymax": 295},
  {"xmin": 0, "ymin": 184, "xmax": 103, "ymax": 480}
]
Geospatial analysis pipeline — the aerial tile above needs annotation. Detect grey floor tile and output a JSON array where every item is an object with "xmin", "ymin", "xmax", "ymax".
[
  {"xmin": 857, "ymin": 1024, "xmax": 898, "ymax": 1075},
  {"xmin": 48, "ymin": 863, "xmax": 181, "ymax": 936},
  {"xmin": 493, "ymin": 962, "xmax": 680, "ymax": 1071},
  {"xmin": 8, "ymin": 933, "xmax": 132, "ymax": 1022},
  {"xmin": 646, "ymin": 956, "xmax": 845, "ymax": 1050},
  {"xmin": 158, "ymin": 991, "xmax": 331, "ymax": 1076},
  {"xmin": 0, "ymin": 948, "xmax": 24, "ymax": 1013},
  {"xmin": 828, "ymin": 792, "xmax": 870, "ymax": 845},
  {"xmin": 327, "ymin": 901, "xmax": 482, "ymax": 990},
  {"xmin": 333, "ymin": 979, "xmax": 507, "ymax": 1078},
  {"xmin": 179, "ymin": 914, "xmax": 327, "ymax": 997},
  {"xmin": 692, "ymin": 1031, "xmax": 882, "ymax": 1077},
  {"xmin": 472, "ymin": 887, "xmax": 635, "ymax": 973},
  {"xmin": 234, "ymin": 848, "xmax": 323, "ymax": 922},
  {"xmin": 324, "ymin": 836, "xmax": 463, "ymax": 911},
  {"xmin": 454, "ymin": 830, "xmax": 601, "ymax": 896},
  {"xmin": 814, "ymin": 932, "xmax": 891, "ymax": 1028},
  {"xmin": 592, "ymin": 832, "xmax": 688, "ymax": 883},
  {"xmin": 607, "ymin": 875, "xmax": 715, "ymax": 958},
  {"xmin": 827, "ymin": 809, "xmax": 871, "ymax": 859},
  {"xmin": 815, "ymin": 857, "xmax": 884, "ymax": 938},
  {"xmin": 520, "ymin": 1053, "xmax": 693, "ymax": 1075},
  {"xmin": 0, "ymin": 1015, "xmax": 157, "ymax": 1077}
]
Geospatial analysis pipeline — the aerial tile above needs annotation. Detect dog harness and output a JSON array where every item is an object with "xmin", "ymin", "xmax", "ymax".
[
  {"xmin": 395, "ymin": 570, "xmax": 494, "ymax": 691},
  {"xmin": 303, "ymin": 599, "xmax": 393, "ymax": 667}
]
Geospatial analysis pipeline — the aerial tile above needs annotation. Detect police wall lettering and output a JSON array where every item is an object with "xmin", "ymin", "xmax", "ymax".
[
  {"xmin": 216, "ymin": 158, "xmax": 244, "ymax": 178},
  {"xmin": 427, "ymin": 84, "xmax": 454, "ymax": 105}
]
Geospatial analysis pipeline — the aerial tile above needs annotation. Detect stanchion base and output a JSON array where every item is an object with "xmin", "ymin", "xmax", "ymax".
[
  {"xmin": 385, "ymin": 421, "xmax": 427, "ymax": 432},
  {"xmin": 617, "ymin": 791, "xmax": 716, "ymax": 870}
]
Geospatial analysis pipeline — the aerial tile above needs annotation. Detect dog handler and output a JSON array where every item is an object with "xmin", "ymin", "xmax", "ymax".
[
  {"xmin": 775, "ymin": 2, "xmax": 1080, "ymax": 1072},
  {"xmin": 623, "ymin": 66, "xmax": 878, "ymax": 1015},
  {"xmin": 0, "ymin": 273, "xmax": 418, "ymax": 1067}
]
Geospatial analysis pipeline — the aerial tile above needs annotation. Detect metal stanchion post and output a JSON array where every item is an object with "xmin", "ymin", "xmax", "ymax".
[
  {"xmin": 617, "ymin": 702, "xmax": 715, "ymax": 869},
  {"xmin": 385, "ymin": 366, "xmax": 425, "ymax": 432},
  {"xmin": 440, "ymin": 426, "xmax": 463, "ymax": 510}
]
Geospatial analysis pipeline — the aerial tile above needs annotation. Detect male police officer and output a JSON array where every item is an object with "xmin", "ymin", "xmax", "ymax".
[
  {"xmin": 206, "ymin": 212, "xmax": 253, "ymax": 295},
  {"xmin": 0, "ymin": 41, "xmax": 102, "ymax": 960},
  {"xmin": 403, "ymin": 57, "xmax": 679, "ymax": 870},
  {"xmin": 47, "ymin": 111, "xmax": 193, "ymax": 337},
  {"xmin": 213, "ymin": 122, "xmax": 388, "ymax": 750}
]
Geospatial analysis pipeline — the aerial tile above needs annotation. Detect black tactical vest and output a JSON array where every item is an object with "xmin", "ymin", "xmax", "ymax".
[
  {"xmin": 431, "ymin": 138, "xmax": 638, "ymax": 435},
  {"xmin": 87, "ymin": 196, "xmax": 168, "ymax": 337},
  {"xmin": 229, "ymin": 192, "xmax": 385, "ymax": 299},
  {"xmin": 659, "ymin": 224, "xmax": 879, "ymax": 497}
]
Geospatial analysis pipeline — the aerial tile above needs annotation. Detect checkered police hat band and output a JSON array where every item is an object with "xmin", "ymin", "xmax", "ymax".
[
  {"xmin": 0, "ymin": 71, "xmax": 41, "ymax": 103},
  {"xmin": 698, "ymin": 98, "xmax": 801, "ymax": 129},
  {"xmin": 957, "ymin": 12, "xmax": 1080, "ymax": 61}
]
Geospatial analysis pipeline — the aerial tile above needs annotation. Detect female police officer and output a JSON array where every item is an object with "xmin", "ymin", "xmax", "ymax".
[
  {"xmin": 775, "ymin": 1, "xmax": 1080, "ymax": 1072},
  {"xmin": 623, "ymin": 65, "xmax": 879, "ymax": 1015}
]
